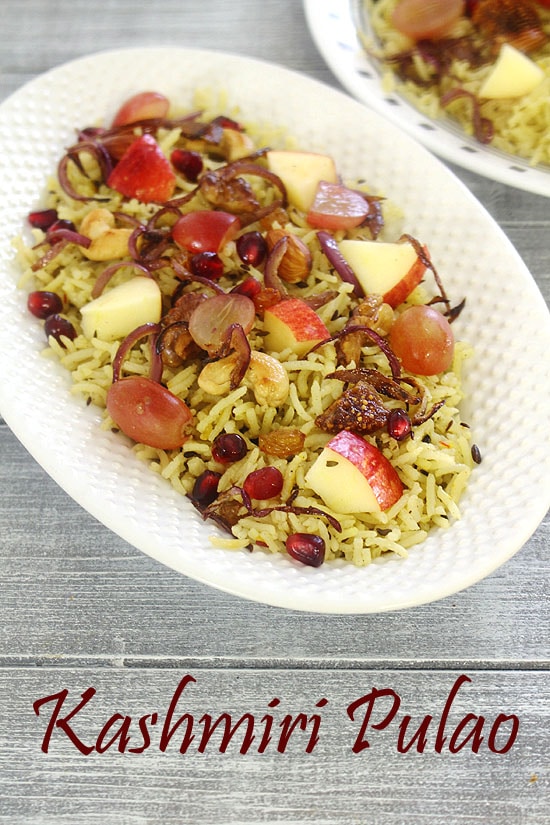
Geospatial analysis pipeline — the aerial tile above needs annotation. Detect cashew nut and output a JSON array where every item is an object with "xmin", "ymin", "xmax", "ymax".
[
  {"xmin": 79, "ymin": 208, "xmax": 133, "ymax": 261},
  {"xmin": 198, "ymin": 350, "xmax": 289, "ymax": 407},
  {"xmin": 246, "ymin": 351, "xmax": 289, "ymax": 407},
  {"xmin": 198, "ymin": 353, "xmax": 239, "ymax": 396},
  {"xmin": 219, "ymin": 128, "xmax": 256, "ymax": 162}
]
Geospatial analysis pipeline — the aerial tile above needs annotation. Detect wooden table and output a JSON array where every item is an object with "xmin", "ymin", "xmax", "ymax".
[{"xmin": 1, "ymin": 1, "xmax": 548, "ymax": 822}]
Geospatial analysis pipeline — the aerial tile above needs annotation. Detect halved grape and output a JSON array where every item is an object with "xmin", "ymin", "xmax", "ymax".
[
  {"xmin": 172, "ymin": 210, "xmax": 241, "ymax": 254},
  {"xmin": 390, "ymin": 305, "xmax": 454, "ymax": 375},
  {"xmin": 391, "ymin": 0, "xmax": 465, "ymax": 40},
  {"xmin": 188, "ymin": 293, "xmax": 255, "ymax": 354},
  {"xmin": 111, "ymin": 91, "xmax": 170, "ymax": 127},
  {"xmin": 106, "ymin": 376, "xmax": 193, "ymax": 449}
]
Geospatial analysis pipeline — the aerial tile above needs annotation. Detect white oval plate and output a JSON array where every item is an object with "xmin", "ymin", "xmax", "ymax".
[
  {"xmin": 0, "ymin": 47, "xmax": 549, "ymax": 613},
  {"xmin": 304, "ymin": 0, "xmax": 550, "ymax": 197}
]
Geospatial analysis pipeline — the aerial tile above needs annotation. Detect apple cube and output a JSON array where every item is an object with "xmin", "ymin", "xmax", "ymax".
[
  {"xmin": 305, "ymin": 430, "xmax": 403, "ymax": 514},
  {"xmin": 266, "ymin": 150, "xmax": 338, "ymax": 212},
  {"xmin": 80, "ymin": 276, "xmax": 162, "ymax": 342},
  {"xmin": 479, "ymin": 44, "xmax": 544, "ymax": 99},
  {"xmin": 338, "ymin": 238, "xmax": 427, "ymax": 308},
  {"xmin": 263, "ymin": 298, "xmax": 330, "ymax": 357}
]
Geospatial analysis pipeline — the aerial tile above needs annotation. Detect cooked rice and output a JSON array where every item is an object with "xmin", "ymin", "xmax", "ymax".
[
  {"xmin": 363, "ymin": 0, "xmax": 550, "ymax": 167},
  {"xmin": 15, "ymin": 93, "xmax": 475, "ymax": 566}
]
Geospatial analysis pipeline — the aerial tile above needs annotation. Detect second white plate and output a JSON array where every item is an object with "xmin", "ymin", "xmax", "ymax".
[{"xmin": 304, "ymin": 0, "xmax": 550, "ymax": 197}]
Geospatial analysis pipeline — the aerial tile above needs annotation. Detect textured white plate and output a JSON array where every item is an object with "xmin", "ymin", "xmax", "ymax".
[
  {"xmin": 0, "ymin": 47, "xmax": 549, "ymax": 613},
  {"xmin": 304, "ymin": 0, "xmax": 550, "ymax": 197}
]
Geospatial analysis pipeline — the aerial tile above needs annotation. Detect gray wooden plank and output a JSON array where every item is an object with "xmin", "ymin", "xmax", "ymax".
[
  {"xmin": 0, "ymin": 0, "xmax": 335, "ymax": 84},
  {"xmin": 0, "ymin": 668, "xmax": 548, "ymax": 824}
]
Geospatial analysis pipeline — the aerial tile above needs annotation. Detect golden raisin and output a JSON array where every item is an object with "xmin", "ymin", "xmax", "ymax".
[{"xmin": 259, "ymin": 428, "xmax": 306, "ymax": 458}]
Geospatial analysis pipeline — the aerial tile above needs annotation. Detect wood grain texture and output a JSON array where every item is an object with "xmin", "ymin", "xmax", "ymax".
[
  {"xmin": 0, "ymin": 0, "xmax": 548, "ymax": 821},
  {"xmin": 1, "ymin": 669, "xmax": 548, "ymax": 825}
]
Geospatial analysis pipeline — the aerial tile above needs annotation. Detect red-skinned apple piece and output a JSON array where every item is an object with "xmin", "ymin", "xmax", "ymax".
[
  {"xmin": 305, "ymin": 430, "xmax": 404, "ymax": 514},
  {"xmin": 107, "ymin": 134, "xmax": 176, "ymax": 203},
  {"xmin": 263, "ymin": 298, "xmax": 330, "ymax": 357},
  {"xmin": 306, "ymin": 181, "xmax": 370, "ymax": 230},
  {"xmin": 338, "ymin": 238, "xmax": 428, "ymax": 308}
]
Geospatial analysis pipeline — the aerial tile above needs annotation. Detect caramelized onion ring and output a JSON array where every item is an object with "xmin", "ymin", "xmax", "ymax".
[{"xmin": 111, "ymin": 322, "xmax": 162, "ymax": 383}]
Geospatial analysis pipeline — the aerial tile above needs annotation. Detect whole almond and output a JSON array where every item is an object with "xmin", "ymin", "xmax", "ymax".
[{"xmin": 266, "ymin": 229, "xmax": 312, "ymax": 283}]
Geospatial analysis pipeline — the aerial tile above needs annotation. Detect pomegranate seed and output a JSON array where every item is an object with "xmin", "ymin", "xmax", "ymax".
[
  {"xmin": 212, "ymin": 115, "xmax": 243, "ymax": 131},
  {"xmin": 191, "ymin": 470, "xmax": 221, "ymax": 507},
  {"xmin": 190, "ymin": 251, "xmax": 224, "ymax": 280},
  {"xmin": 171, "ymin": 148, "xmax": 203, "ymax": 182},
  {"xmin": 212, "ymin": 433, "xmax": 247, "ymax": 464},
  {"xmin": 231, "ymin": 276, "xmax": 262, "ymax": 299},
  {"xmin": 44, "ymin": 314, "xmax": 76, "ymax": 346},
  {"xmin": 236, "ymin": 231, "xmax": 268, "ymax": 267},
  {"xmin": 28, "ymin": 209, "xmax": 58, "ymax": 231},
  {"xmin": 286, "ymin": 533, "xmax": 325, "ymax": 567},
  {"xmin": 387, "ymin": 408, "xmax": 412, "ymax": 441},
  {"xmin": 243, "ymin": 466, "xmax": 284, "ymax": 500},
  {"xmin": 47, "ymin": 219, "xmax": 76, "ymax": 240},
  {"xmin": 27, "ymin": 290, "xmax": 63, "ymax": 319}
]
